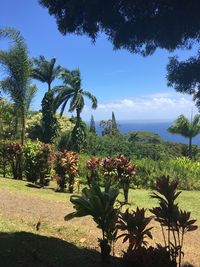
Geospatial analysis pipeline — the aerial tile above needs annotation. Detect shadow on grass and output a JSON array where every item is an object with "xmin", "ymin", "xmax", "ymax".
[{"xmin": 0, "ymin": 231, "xmax": 122, "ymax": 267}]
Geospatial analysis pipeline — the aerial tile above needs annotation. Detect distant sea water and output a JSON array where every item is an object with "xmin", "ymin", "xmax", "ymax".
[{"xmin": 92, "ymin": 121, "xmax": 200, "ymax": 146}]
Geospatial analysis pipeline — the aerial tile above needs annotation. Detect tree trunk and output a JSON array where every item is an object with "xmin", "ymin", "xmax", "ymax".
[
  {"xmin": 188, "ymin": 136, "xmax": 192, "ymax": 159},
  {"xmin": 21, "ymin": 107, "xmax": 26, "ymax": 146},
  {"xmin": 76, "ymin": 108, "xmax": 81, "ymax": 122},
  {"xmin": 48, "ymin": 82, "xmax": 51, "ymax": 92}
]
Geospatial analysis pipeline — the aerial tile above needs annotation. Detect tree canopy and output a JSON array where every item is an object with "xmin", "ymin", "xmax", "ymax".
[{"xmin": 39, "ymin": 0, "xmax": 200, "ymax": 55}]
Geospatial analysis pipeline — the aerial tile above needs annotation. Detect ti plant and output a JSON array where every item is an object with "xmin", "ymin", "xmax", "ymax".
[
  {"xmin": 117, "ymin": 208, "xmax": 153, "ymax": 254},
  {"xmin": 101, "ymin": 157, "xmax": 118, "ymax": 192},
  {"xmin": 65, "ymin": 182, "xmax": 119, "ymax": 262},
  {"xmin": 150, "ymin": 176, "xmax": 198, "ymax": 267},
  {"xmin": 54, "ymin": 151, "xmax": 79, "ymax": 193},
  {"xmin": 86, "ymin": 156, "xmax": 101, "ymax": 187},
  {"xmin": 116, "ymin": 154, "xmax": 136, "ymax": 203}
]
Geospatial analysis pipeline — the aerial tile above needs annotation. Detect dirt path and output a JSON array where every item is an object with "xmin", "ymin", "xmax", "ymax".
[{"xmin": 0, "ymin": 189, "xmax": 199, "ymax": 267}]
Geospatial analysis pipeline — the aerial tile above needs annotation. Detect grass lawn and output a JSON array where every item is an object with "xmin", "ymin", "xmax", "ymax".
[
  {"xmin": 0, "ymin": 177, "xmax": 200, "ymax": 267},
  {"xmin": 1, "ymin": 177, "xmax": 200, "ymax": 220}
]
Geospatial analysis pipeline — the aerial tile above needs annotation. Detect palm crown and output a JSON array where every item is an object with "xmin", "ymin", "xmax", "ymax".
[
  {"xmin": 168, "ymin": 114, "xmax": 200, "ymax": 158},
  {"xmin": 32, "ymin": 56, "xmax": 61, "ymax": 91},
  {"xmin": 54, "ymin": 69, "xmax": 97, "ymax": 119}
]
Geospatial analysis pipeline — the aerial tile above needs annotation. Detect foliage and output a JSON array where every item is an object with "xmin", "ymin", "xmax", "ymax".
[
  {"xmin": 54, "ymin": 151, "xmax": 79, "ymax": 193},
  {"xmin": 86, "ymin": 156, "xmax": 101, "ymax": 187},
  {"xmin": 23, "ymin": 140, "xmax": 53, "ymax": 186},
  {"xmin": 117, "ymin": 208, "xmax": 153, "ymax": 253},
  {"xmin": 122, "ymin": 245, "xmax": 174, "ymax": 267},
  {"xmin": 69, "ymin": 120, "xmax": 87, "ymax": 153},
  {"xmin": 89, "ymin": 115, "xmax": 96, "ymax": 134},
  {"xmin": 134, "ymin": 157, "xmax": 200, "ymax": 190},
  {"xmin": 126, "ymin": 131, "xmax": 161, "ymax": 143},
  {"xmin": 65, "ymin": 182, "xmax": 119, "ymax": 262},
  {"xmin": 150, "ymin": 176, "xmax": 198, "ymax": 267},
  {"xmin": 0, "ymin": 27, "xmax": 36, "ymax": 145},
  {"xmin": 41, "ymin": 91, "xmax": 58, "ymax": 144},
  {"xmin": 39, "ymin": 1, "xmax": 200, "ymax": 55},
  {"xmin": 31, "ymin": 55, "xmax": 61, "ymax": 91},
  {"xmin": 167, "ymin": 55, "xmax": 200, "ymax": 110},
  {"xmin": 26, "ymin": 112, "xmax": 74, "ymax": 141},
  {"xmin": 115, "ymin": 154, "xmax": 136, "ymax": 203},
  {"xmin": 0, "ymin": 99, "xmax": 16, "ymax": 140},
  {"xmin": 6, "ymin": 141, "xmax": 23, "ymax": 179},
  {"xmin": 54, "ymin": 68, "xmax": 97, "ymax": 119},
  {"xmin": 85, "ymin": 154, "xmax": 135, "ymax": 203},
  {"xmin": 168, "ymin": 114, "xmax": 200, "ymax": 159}
]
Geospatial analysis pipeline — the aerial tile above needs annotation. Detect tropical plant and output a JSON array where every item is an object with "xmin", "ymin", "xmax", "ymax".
[
  {"xmin": 101, "ymin": 157, "xmax": 118, "ymax": 192},
  {"xmin": 41, "ymin": 90, "xmax": 58, "ymax": 143},
  {"xmin": 117, "ymin": 208, "xmax": 153, "ymax": 253},
  {"xmin": 54, "ymin": 151, "xmax": 79, "ymax": 193},
  {"xmin": 6, "ymin": 142, "xmax": 23, "ymax": 179},
  {"xmin": 32, "ymin": 56, "xmax": 61, "ymax": 91},
  {"xmin": 54, "ymin": 68, "xmax": 97, "ymax": 120},
  {"xmin": 65, "ymin": 182, "xmax": 119, "ymax": 262},
  {"xmin": 0, "ymin": 28, "xmax": 37, "ymax": 145},
  {"xmin": 0, "ymin": 98, "xmax": 16, "ymax": 140},
  {"xmin": 150, "ymin": 176, "xmax": 198, "ymax": 267},
  {"xmin": 86, "ymin": 156, "xmax": 101, "ymax": 187},
  {"xmin": 69, "ymin": 119, "xmax": 87, "ymax": 152},
  {"xmin": 116, "ymin": 154, "xmax": 136, "ymax": 203},
  {"xmin": 89, "ymin": 114, "xmax": 96, "ymax": 134},
  {"xmin": 23, "ymin": 140, "xmax": 53, "ymax": 186},
  {"xmin": 168, "ymin": 114, "xmax": 200, "ymax": 159}
]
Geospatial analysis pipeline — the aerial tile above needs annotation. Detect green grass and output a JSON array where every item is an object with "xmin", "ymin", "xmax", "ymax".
[
  {"xmin": 0, "ymin": 177, "xmax": 71, "ymax": 202},
  {"xmin": 1, "ymin": 177, "xmax": 200, "ymax": 220}
]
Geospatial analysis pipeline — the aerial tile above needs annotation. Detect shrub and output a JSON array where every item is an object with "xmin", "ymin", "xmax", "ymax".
[
  {"xmin": 150, "ymin": 176, "xmax": 198, "ymax": 267},
  {"xmin": 134, "ymin": 157, "xmax": 200, "ymax": 190},
  {"xmin": 65, "ymin": 182, "xmax": 119, "ymax": 262},
  {"xmin": 54, "ymin": 151, "xmax": 79, "ymax": 193},
  {"xmin": 23, "ymin": 140, "xmax": 53, "ymax": 186},
  {"xmin": 6, "ymin": 142, "xmax": 23, "ymax": 179},
  {"xmin": 0, "ymin": 141, "xmax": 10, "ymax": 177}
]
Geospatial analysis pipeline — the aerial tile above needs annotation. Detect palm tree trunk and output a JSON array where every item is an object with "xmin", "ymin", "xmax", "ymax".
[
  {"xmin": 189, "ymin": 136, "xmax": 192, "ymax": 159},
  {"xmin": 48, "ymin": 82, "xmax": 51, "ymax": 92},
  {"xmin": 76, "ymin": 108, "xmax": 81, "ymax": 122},
  {"xmin": 21, "ymin": 107, "xmax": 26, "ymax": 145}
]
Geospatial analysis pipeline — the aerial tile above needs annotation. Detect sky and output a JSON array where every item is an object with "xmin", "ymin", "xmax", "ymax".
[{"xmin": 0, "ymin": 0, "xmax": 199, "ymax": 121}]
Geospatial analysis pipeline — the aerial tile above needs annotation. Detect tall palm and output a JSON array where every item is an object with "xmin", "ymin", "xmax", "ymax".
[
  {"xmin": 32, "ymin": 56, "xmax": 61, "ymax": 91},
  {"xmin": 54, "ymin": 69, "xmax": 97, "ymax": 120},
  {"xmin": 0, "ymin": 28, "xmax": 36, "ymax": 145},
  {"xmin": 168, "ymin": 114, "xmax": 200, "ymax": 158}
]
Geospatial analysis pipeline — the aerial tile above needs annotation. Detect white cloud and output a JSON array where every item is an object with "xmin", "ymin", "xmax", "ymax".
[{"xmin": 81, "ymin": 92, "xmax": 198, "ymax": 121}]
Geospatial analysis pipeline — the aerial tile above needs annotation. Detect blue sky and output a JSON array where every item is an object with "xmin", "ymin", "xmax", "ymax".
[{"xmin": 0, "ymin": 0, "xmax": 199, "ymax": 121}]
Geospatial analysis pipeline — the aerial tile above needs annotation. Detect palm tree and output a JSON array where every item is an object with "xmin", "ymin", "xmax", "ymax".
[
  {"xmin": 168, "ymin": 114, "xmax": 200, "ymax": 158},
  {"xmin": 32, "ymin": 56, "xmax": 61, "ymax": 91},
  {"xmin": 0, "ymin": 28, "xmax": 37, "ymax": 145},
  {"xmin": 54, "ymin": 69, "xmax": 97, "ymax": 120}
]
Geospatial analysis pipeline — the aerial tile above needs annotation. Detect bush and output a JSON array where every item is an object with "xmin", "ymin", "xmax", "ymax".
[
  {"xmin": 6, "ymin": 142, "xmax": 23, "ymax": 179},
  {"xmin": 23, "ymin": 140, "xmax": 53, "ymax": 186},
  {"xmin": 134, "ymin": 157, "xmax": 200, "ymax": 190},
  {"xmin": 54, "ymin": 151, "xmax": 79, "ymax": 193}
]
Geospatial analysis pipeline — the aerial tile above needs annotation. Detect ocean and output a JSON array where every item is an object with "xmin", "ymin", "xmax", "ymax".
[{"xmin": 94, "ymin": 121, "xmax": 200, "ymax": 146}]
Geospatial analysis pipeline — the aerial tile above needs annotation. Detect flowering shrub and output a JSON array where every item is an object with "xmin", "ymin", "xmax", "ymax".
[{"xmin": 54, "ymin": 151, "xmax": 79, "ymax": 193}]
